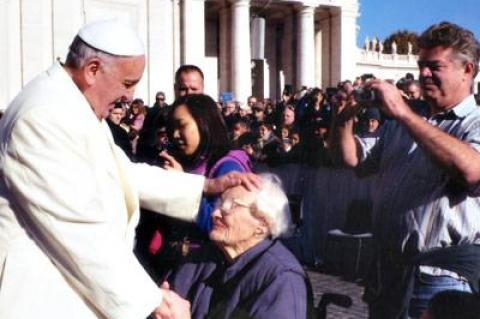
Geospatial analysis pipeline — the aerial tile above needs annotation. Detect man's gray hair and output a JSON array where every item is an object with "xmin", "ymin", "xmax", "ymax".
[
  {"xmin": 254, "ymin": 173, "xmax": 294, "ymax": 238},
  {"xmin": 65, "ymin": 36, "xmax": 116, "ymax": 69},
  {"xmin": 418, "ymin": 21, "xmax": 480, "ymax": 79}
]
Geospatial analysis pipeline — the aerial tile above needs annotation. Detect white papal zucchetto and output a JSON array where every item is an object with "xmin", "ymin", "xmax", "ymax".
[{"xmin": 77, "ymin": 19, "xmax": 145, "ymax": 56}]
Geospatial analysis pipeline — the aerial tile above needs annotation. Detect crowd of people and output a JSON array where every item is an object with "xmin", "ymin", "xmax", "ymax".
[
  {"xmin": 109, "ymin": 72, "xmax": 398, "ymax": 170},
  {"xmin": 1, "ymin": 17, "xmax": 480, "ymax": 319}
]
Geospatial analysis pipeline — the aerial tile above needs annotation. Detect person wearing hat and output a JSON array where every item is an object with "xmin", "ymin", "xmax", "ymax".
[
  {"xmin": 359, "ymin": 107, "xmax": 382, "ymax": 134},
  {"xmin": 237, "ymin": 102, "xmax": 252, "ymax": 122},
  {"xmin": 0, "ymin": 19, "xmax": 258, "ymax": 319},
  {"xmin": 356, "ymin": 106, "xmax": 382, "ymax": 151}
]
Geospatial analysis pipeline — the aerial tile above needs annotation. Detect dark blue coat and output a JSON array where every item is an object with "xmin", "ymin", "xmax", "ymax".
[{"xmin": 167, "ymin": 239, "xmax": 307, "ymax": 319}]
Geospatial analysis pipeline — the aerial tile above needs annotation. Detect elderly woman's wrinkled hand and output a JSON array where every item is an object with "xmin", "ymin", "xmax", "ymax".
[{"xmin": 203, "ymin": 172, "xmax": 261, "ymax": 195}]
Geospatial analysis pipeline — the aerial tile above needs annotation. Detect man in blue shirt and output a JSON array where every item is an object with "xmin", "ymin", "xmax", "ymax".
[{"xmin": 332, "ymin": 22, "xmax": 480, "ymax": 318}]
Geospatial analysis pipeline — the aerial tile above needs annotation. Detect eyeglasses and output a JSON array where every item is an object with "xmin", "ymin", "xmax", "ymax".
[{"xmin": 215, "ymin": 198, "xmax": 251, "ymax": 215}]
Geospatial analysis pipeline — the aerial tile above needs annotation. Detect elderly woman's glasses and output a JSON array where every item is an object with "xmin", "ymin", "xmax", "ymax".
[{"xmin": 215, "ymin": 198, "xmax": 251, "ymax": 215}]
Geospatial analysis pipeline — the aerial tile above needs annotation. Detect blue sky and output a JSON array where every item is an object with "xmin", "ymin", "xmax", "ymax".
[{"xmin": 357, "ymin": 0, "xmax": 480, "ymax": 47}]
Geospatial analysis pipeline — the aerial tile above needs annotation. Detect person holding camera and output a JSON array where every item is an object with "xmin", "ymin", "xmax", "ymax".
[{"xmin": 331, "ymin": 21, "xmax": 480, "ymax": 319}]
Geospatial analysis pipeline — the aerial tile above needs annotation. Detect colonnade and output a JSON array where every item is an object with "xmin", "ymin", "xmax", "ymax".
[{"xmin": 0, "ymin": 0, "xmax": 359, "ymax": 108}]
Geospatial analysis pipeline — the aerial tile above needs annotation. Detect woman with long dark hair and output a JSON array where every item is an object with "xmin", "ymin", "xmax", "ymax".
[
  {"xmin": 162, "ymin": 94, "xmax": 252, "ymax": 230},
  {"xmin": 164, "ymin": 94, "xmax": 244, "ymax": 177},
  {"xmin": 144, "ymin": 94, "xmax": 252, "ymax": 278}
]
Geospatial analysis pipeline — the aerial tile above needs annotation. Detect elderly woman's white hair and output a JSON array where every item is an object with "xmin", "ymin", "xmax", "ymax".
[{"xmin": 253, "ymin": 173, "xmax": 294, "ymax": 238}]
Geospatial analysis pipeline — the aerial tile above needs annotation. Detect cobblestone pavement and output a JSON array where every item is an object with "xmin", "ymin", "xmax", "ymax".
[{"xmin": 306, "ymin": 268, "xmax": 368, "ymax": 319}]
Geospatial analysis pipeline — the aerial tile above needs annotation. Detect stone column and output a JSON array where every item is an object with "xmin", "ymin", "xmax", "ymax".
[
  {"xmin": 251, "ymin": 16, "xmax": 265, "ymax": 60},
  {"xmin": 319, "ymin": 11, "xmax": 332, "ymax": 86},
  {"xmin": 281, "ymin": 9, "xmax": 294, "ymax": 90},
  {"xmin": 342, "ymin": 6, "xmax": 359, "ymax": 82},
  {"xmin": 314, "ymin": 25, "xmax": 323, "ymax": 88},
  {"xmin": 21, "ymin": 0, "xmax": 54, "ymax": 84},
  {"xmin": 148, "ymin": 0, "xmax": 175, "ymax": 102},
  {"xmin": 331, "ymin": 4, "xmax": 359, "ymax": 84},
  {"xmin": 181, "ymin": 0, "xmax": 205, "ymax": 66},
  {"xmin": 0, "ymin": 0, "xmax": 22, "ymax": 109},
  {"xmin": 296, "ymin": 4, "xmax": 315, "ymax": 89},
  {"xmin": 52, "ymin": 0, "xmax": 84, "ymax": 63},
  {"xmin": 172, "ymin": 0, "xmax": 181, "ymax": 72},
  {"xmin": 219, "ymin": 3, "xmax": 230, "ymax": 93},
  {"xmin": 265, "ymin": 20, "xmax": 277, "ymax": 100},
  {"xmin": 230, "ymin": 0, "xmax": 251, "ymax": 104}
]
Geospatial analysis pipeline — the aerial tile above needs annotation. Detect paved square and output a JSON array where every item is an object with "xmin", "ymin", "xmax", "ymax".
[{"xmin": 307, "ymin": 269, "xmax": 368, "ymax": 319}]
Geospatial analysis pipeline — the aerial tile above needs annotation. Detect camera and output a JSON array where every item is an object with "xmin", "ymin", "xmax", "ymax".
[{"xmin": 352, "ymin": 88, "xmax": 378, "ymax": 105}]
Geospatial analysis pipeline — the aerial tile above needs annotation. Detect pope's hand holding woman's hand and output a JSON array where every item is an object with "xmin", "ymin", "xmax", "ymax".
[{"xmin": 152, "ymin": 281, "xmax": 191, "ymax": 319}]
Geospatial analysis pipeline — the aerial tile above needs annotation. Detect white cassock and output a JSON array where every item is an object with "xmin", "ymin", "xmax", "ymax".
[{"xmin": 0, "ymin": 62, "xmax": 205, "ymax": 319}]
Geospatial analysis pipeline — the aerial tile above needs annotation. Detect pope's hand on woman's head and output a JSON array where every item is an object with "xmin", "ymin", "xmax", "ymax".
[{"xmin": 203, "ymin": 172, "xmax": 261, "ymax": 195}]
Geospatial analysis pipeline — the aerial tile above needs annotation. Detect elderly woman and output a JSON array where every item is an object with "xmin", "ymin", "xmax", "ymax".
[{"xmin": 167, "ymin": 173, "xmax": 307, "ymax": 319}]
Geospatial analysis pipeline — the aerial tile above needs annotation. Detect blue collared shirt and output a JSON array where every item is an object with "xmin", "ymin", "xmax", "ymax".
[{"xmin": 359, "ymin": 95, "xmax": 480, "ymax": 276}]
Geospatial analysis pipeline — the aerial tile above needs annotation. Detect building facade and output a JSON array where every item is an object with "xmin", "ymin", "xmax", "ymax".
[
  {"xmin": 0, "ymin": 0, "xmax": 360, "ymax": 108},
  {"xmin": 1, "ymin": 0, "xmax": 477, "ymax": 109}
]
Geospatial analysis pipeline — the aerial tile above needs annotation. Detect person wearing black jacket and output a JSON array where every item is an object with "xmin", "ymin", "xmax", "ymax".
[{"xmin": 107, "ymin": 103, "xmax": 133, "ymax": 160}]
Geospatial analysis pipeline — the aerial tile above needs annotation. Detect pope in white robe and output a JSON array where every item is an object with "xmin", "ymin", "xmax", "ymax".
[{"xmin": 0, "ymin": 19, "xmax": 243, "ymax": 319}]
